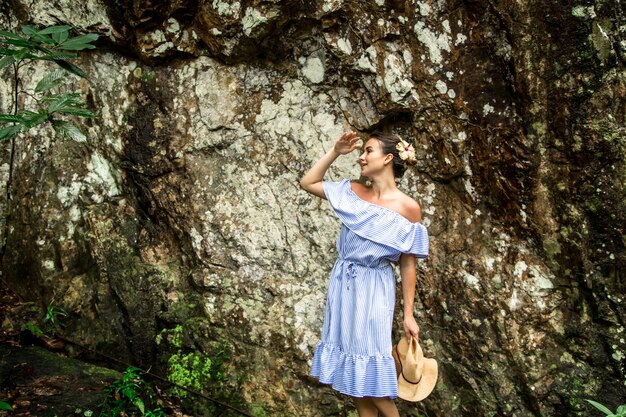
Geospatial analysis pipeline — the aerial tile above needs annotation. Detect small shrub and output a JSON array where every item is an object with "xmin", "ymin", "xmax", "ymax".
[
  {"xmin": 0, "ymin": 25, "xmax": 98, "ymax": 142},
  {"xmin": 165, "ymin": 325, "xmax": 231, "ymax": 399},
  {"xmin": 23, "ymin": 302, "xmax": 68, "ymax": 337},
  {"xmin": 44, "ymin": 302, "xmax": 68, "ymax": 329},
  {"xmin": 99, "ymin": 367, "xmax": 165, "ymax": 417},
  {"xmin": 161, "ymin": 323, "xmax": 246, "ymax": 415},
  {"xmin": 167, "ymin": 349, "xmax": 214, "ymax": 398},
  {"xmin": 249, "ymin": 403, "xmax": 268, "ymax": 417}
]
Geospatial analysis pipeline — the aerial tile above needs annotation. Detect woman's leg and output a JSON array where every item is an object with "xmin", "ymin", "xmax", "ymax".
[
  {"xmin": 369, "ymin": 397, "xmax": 400, "ymax": 417},
  {"xmin": 354, "ymin": 397, "xmax": 378, "ymax": 417}
]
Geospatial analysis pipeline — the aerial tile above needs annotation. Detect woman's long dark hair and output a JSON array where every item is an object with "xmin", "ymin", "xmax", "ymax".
[{"xmin": 370, "ymin": 133, "xmax": 414, "ymax": 178}]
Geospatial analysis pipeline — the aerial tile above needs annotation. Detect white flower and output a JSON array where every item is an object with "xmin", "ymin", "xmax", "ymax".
[{"xmin": 396, "ymin": 139, "xmax": 417, "ymax": 164}]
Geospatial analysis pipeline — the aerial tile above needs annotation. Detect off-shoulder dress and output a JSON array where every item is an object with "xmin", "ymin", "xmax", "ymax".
[{"xmin": 310, "ymin": 179, "xmax": 429, "ymax": 398}]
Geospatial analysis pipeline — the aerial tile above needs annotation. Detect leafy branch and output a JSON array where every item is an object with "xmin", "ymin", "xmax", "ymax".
[
  {"xmin": 0, "ymin": 24, "xmax": 98, "ymax": 257},
  {"xmin": 0, "ymin": 25, "xmax": 98, "ymax": 142}
]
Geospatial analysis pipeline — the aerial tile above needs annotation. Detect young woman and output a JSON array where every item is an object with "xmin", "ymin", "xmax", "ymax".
[{"xmin": 300, "ymin": 131, "xmax": 429, "ymax": 417}]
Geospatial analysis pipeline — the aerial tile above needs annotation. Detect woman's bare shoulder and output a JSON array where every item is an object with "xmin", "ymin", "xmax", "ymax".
[{"xmin": 399, "ymin": 193, "xmax": 422, "ymax": 223}]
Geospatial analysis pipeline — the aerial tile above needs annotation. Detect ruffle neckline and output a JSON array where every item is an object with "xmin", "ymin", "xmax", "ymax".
[
  {"xmin": 346, "ymin": 182, "xmax": 418, "ymax": 225},
  {"xmin": 324, "ymin": 179, "xmax": 429, "ymax": 257}
]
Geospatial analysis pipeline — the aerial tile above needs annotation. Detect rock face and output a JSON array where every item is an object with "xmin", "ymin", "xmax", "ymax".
[{"xmin": 1, "ymin": 0, "xmax": 624, "ymax": 416}]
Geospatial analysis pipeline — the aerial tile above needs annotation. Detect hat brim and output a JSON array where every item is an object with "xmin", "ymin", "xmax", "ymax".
[{"xmin": 397, "ymin": 358, "xmax": 438, "ymax": 402}]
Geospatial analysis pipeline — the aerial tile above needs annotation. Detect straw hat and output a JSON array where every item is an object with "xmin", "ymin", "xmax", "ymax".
[{"xmin": 392, "ymin": 337, "xmax": 438, "ymax": 402}]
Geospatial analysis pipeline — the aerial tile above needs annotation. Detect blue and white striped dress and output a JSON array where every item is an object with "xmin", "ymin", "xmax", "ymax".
[{"xmin": 310, "ymin": 179, "xmax": 429, "ymax": 398}]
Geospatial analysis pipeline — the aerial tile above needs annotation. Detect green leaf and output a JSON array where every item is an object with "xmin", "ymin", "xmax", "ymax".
[
  {"xmin": 0, "ymin": 30, "xmax": 27, "ymax": 40},
  {"xmin": 46, "ymin": 93, "xmax": 95, "ymax": 118},
  {"xmin": 0, "ymin": 114, "xmax": 23, "ymax": 124},
  {"xmin": 37, "ymin": 25, "xmax": 71, "ymax": 36},
  {"xmin": 46, "ymin": 92, "xmax": 81, "ymax": 112},
  {"xmin": 24, "ymin": 322, "xmax": 45, "ymax": 337},
  {"xmin": 45, "ymin": 304, "xmax": 68, "ymax": 325},
  {"xmin": 616, "ymin": 405, "xmax": 626, "ymax": 416},
  {"xmin": 0, "ymin": 125, "xmax": 22, "ymax": 141},
  {"xmin": 35, "ymin": 70, "xmax": 67, "ymax": 93},
  {"xmin": 586, "ymin": 399, "xmax": 614, "ymax": 415},
  {"xmin": 3, "ymin": 38, "xmax": 38, "ymax": 48},
  {"xmin": 52, "ymin": 30, "xmax": 69, "ymax": 44},
  {"xmin": 39, "ymin": 37, "xmax": 57, "ymax": 45},
  {"xmin": 20, "ymin": 25, "xmax": 54, "ymax": 45},
  {"xmin": 39, "ymin": 51, "xmax": 78, "ymax": 60},
  {"xmin": 122, "ymin": 387, "xmax": 136, "ymax": 401},
  {"xmin": 20, "ymin": 25, "xmax": 38, "ymax": 37},
  {"xmin": 133, "ymin": 398, "xmax": 145, "ymax": 415},
  {"xmin": 51, "ymin": 120, "xmax": 87, "ymax": 142},
  {"xmin": 19, "ymin": 109, "xmax": 49, "ymax": 128},
  {"xmin": 11, "ymin": 47, "xmax": 41, "ymax": 61},
  {"xmin": 60, "ymin": 34, "xmax": 99, "ymax": 51},
  {"xmin": 55, "ymin": 108, "xmax": 96, "ymax": 118},
  {"xmin": 53, "ymin": 59, "xmax": 86, "ymax": 78},
  {"xmin": 0, "ymin": 55, "xmax": 14, "ymax": 70},
  {"xmin": 0, "ymin": 401, "xmax": 11, "ymax": 410}
]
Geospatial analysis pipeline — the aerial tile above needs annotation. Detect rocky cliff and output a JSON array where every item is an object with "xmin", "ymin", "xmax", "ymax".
[{"xmin": 1, "ymin": 0, "xmax": 624, "ymax": 416}]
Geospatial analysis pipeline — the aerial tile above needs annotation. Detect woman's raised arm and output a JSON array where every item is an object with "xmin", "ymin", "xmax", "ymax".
[{"xmin": 299, "ymin": 131, "xmax": 361, "ymax": 199}]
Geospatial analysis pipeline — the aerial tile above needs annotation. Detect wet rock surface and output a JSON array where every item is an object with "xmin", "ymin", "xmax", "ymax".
[
  {"xmin": 1, "ymin": 0, "xmax": 625, "ymax": 416},
  {"xmin": 0, "ymin": 344, "xmax": 119, "ymax": 417}
]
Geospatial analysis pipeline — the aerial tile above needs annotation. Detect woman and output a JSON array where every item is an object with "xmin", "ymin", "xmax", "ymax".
[{"xmin": 300, "ymin": 131, "xmax": 429, "ymax": 417}]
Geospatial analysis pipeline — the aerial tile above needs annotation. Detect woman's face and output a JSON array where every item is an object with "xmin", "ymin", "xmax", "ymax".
[{"xmin": 358, "ymin": 139, "xmax": 389, "ymax": 177}]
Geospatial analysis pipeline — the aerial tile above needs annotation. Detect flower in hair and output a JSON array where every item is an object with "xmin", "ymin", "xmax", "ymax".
[{"xmin": 396, "ymin": 139, "xmax": 417, "ymax": 164}]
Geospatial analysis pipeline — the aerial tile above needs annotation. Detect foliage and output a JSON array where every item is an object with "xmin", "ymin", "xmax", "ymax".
[
  {"xmin": 44, "ymin": 301, "xmax": 68, "ymax": 328},
  {"xmin": 167, "ymin": 349, "xmax": 214, "ymax": 398},
  {"xmin": 166, "ymin": 325, "xmax": 219, "ymax": 398},
  {"xmin": 99, "ymin": 367, "xmax": 166, "ymax": 417},
  {"xmin": 248, "ymin": 404, "xmax": 268, "ymax": 417},
  {"xmin": 567, "ymin": 377, "xmax": 585, "ymax": 412},
  {"xmin": 162, "ymin": 324, "xmax": 246, "ymax": 415},
  {"xmin": 585, "ymin": 399, "xmax": 626, "ymax": 417},
  {"xmin": 24, "ymin": 301, "xmax": 67, "ymax": 337},
  {"xmin": 24, "ymin": 321, "xmax": 46, "ymax": 337},
  {"xmin": 0, "ymin": 24, "xmax": 98, "ymax": 142},
  {"xmin": 0, "ymin": 401, "xmax": 11, "ymax": 410}
]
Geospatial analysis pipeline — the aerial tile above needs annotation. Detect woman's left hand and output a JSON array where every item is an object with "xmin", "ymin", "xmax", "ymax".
[{"xmin": 403, "ymin": 315, "xmax": 420, "ymax": 341}]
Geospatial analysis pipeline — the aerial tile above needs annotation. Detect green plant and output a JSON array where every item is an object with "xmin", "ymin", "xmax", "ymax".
[
  {"xmin": 586, "ymin": 399, "xmax": 626, "ymax": 417},
  {"xmin": 24, "ymin": 321, "xmax": 46, "ymax": 337},
  {"xmin": 167, "ymin": 349, "xmax": 214, "ymax": 398},
  {"xmin": 568, "ymin": 378, "xmax": 585, "ymax": 411},
  {"xmin": 0, "ymin": 401, "xmax": 11, "ymax": 410},
  {"xmin": 44, "ymin": 302, "xmax": 68, "ymax": 328},
  {"xmin": 161, "ymin": 324, "xmax": 246, "ymax": 415},
  {"xmin": 0, "ymin": 24, "xmax": 98, "ymax": 256},
  {"xmin": 249, "ymin": 403, "xmax": 268, "ymax": 417},
  {"xmin": 0, "ymin": 25, "xmax": 98, "ymax": 141},
  {"xmin": 98, "ymin": 367, "xmax": 166, "ymax": 417},
  {"xmin": 24, "ymin": 302, "xmax": 68, "ymax": 337},
  {"xmin": 165, "ymin": 325, "xmax": 217, "ymax": 398}
]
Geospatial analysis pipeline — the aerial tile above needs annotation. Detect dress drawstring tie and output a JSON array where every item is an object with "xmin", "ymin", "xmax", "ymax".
[
  {"xmin": 337, "ymin": 257, "xmax": 389, "ymax": 291},
  {"xmin": 345, "ymin": 261, "xmax": 357, "ymax": 290}
]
